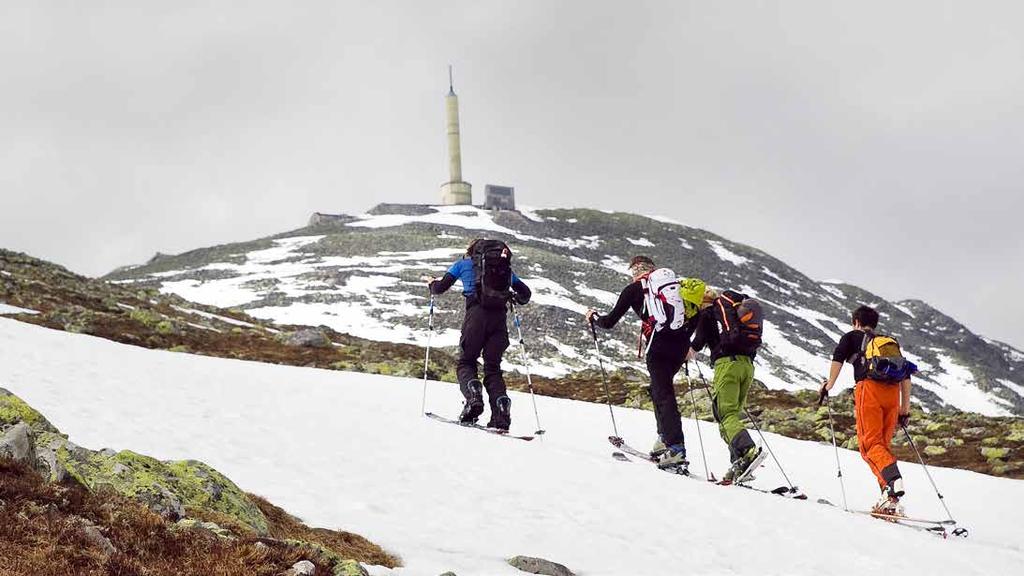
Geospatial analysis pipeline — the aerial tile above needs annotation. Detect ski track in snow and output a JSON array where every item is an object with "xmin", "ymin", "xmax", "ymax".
[{"xmin": 2, "ymin": 318, "xmax": 1023, "ymax": 576}]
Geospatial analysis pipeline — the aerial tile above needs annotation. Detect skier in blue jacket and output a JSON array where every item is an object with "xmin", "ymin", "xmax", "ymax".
[{"xmin": 427, "ymin": 239, "xmax": 531, "ymax": 430}]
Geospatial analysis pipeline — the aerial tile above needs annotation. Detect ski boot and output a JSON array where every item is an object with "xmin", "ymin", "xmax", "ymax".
[
  {"xmin": 871, "ymin": 479, "xmax": 905, "ymax": 519},
  {"xmin": 657, "ymin": 443, "xmax": 689, "ymax": 474},
  {"xmin": 724, "ymin": 445, "xmax": 765, "ymax": 484},
  {"xmin": 459, "ymin": 380, "xmax": 485, "ymax": 424},
  {"xmin": 486, "ymin": 395, "xmax": 512, "ymax": 432},
  {"xmin": 650, "ymin": 437, "xmax": 668, "ymax": 459}
]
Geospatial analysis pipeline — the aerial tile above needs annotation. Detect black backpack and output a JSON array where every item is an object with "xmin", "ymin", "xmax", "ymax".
[
  {"xmin": 714, "ymin": 290, "xmax": 763, "ymax": 356},
  {"xmin": 470, "ymin": 239, "xmax": 513, "ymax": 310}
]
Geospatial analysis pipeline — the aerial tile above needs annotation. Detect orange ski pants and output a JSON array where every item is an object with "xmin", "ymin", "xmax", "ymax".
[{"xmin": 854, "ymin": 378, "xmax": 901, "ymax": 489}]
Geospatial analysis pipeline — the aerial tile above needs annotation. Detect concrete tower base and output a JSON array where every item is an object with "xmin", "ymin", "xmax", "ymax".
[{"xmin": 441, "ymin": 181, "xmax": 472, "ymax": 205}]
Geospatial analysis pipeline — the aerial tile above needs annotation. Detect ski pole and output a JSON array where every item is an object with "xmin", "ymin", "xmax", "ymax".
[
  {"xmin": 901, "ymin": 424, "xmax": 957, "ymax": 524},
  {"xmin": 825, "ymin": 396, "xmax": 849, "ymax": 511},
  {"xmin": 510, "ymin": 302, "xmax": 545, "ymax": 435},
  {"xmin": 589, "ymin": 318, "xmax": 620, "ymax": 438},
  {"xmin": 420, "ymin": 294, "xmax": 435, "ymax": 415},
  {"xmin": 694, "ymin": 362, "xmax": 798, "ymax": 492},
  {"xmin": 741, "ymin": 405, "xmax": 797, "ymax": 492},
  {"xmin": 684, "ymin": 362, "xmax": 713, "ymax": 482}
]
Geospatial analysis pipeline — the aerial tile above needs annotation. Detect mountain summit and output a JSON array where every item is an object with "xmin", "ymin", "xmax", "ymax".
[{"xmin": 106, "ymin": 204, "xmax": 1024, "ymax": 417}]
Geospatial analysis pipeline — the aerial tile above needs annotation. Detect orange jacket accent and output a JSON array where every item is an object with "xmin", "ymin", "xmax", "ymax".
[{"xmin": 855, "ymin": 378, "xmax": 901, "ymax": 489}]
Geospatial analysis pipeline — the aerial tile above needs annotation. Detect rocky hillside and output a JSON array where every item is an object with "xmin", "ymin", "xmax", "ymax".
[
  {"xmin": 103, "ymin": 204, "xmax": 1024, "ymax": 417},
  {"xmin": 2, "ymin": 247, "xmax": 1022, "ymax": 478},
  {"xmin": 0, "ymin": 388, "xmax": 395, "ymax": 575},
  {"xmin": 0, "ymin": 248, "xmax": 459, "ymax": 379}
]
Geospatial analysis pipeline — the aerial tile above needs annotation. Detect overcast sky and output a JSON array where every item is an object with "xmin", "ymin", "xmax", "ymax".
[{"xmin": 1, "ymin": 1, "xmax": 1022, "ymax": 348}]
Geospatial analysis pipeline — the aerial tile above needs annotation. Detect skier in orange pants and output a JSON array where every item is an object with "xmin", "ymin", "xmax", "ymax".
[
  {"xmin": 820, "ymin": 305, "xmax": 913, "ymax": 515},
  {"xmin": 854, "ymin": 377, "xmax": 905, "ymax": 490}
]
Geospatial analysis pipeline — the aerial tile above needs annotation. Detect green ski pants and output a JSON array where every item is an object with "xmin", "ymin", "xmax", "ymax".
[{"xmin": 711, "ymin": 356, "xmax": 756, "ymax": 462}]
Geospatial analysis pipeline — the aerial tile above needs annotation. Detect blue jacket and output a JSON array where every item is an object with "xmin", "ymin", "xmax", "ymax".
[{"xmin": 430, "ymin": 258, "xmax": 531, "ymax": 305}]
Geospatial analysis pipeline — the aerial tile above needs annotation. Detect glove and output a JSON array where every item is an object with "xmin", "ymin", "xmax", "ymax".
[
  {"xmin": 641, "ymin": 318, "xmax": 655, "ymax": 339},
  {"xmin": 897, "ymin": 413, "xmax": 910, "ymax": 428},
  {"xmin": 817, "ymin": 382, "xmax": 829, "ymax": 406},
  {"xmin": 513, "ymin": 293, "xmax": 530, "ymax": 305}
]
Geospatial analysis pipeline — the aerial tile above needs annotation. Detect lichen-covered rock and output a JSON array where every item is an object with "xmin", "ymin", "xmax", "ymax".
[
  {"xmin": 58, "ymin": 448, "xmax": 269, "ymax": 533},
  {"xmin": 334, "ymin": 559, "xmax": 368, "ymax": 576},
  {"xmin": 924, "ymin": 445, "xmax": 947, "ymax": 456},
  {"xmin": 175, "ymin": 518, "xmax": 236, "ymax": 539},
  {"xmin": 286, "ymin": 328, "xmax": 332, "ymax": 348},
  {"xmin": 0, "ymin": 422, "xmax": 35, "ymax": 465},
  {"xmin": 0, "ymin": 387, "xmax": 58, "ymax": 432},
  {"xmin": 507, "ymin": 555, "xmax": 576, "ymax": 576},
  {"xmin": 981, "ymin": 446, "xmax": 1009, "ymax": 460}
]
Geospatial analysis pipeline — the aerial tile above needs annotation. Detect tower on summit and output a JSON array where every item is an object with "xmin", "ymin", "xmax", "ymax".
[{"xmin": 440, "ymin": 66, "xmax": 472, "ymax": 205}]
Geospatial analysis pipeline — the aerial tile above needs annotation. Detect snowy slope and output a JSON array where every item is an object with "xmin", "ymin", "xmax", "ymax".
[
  {"xmin": 2, "ymin": 319, "xmax": 1023, "ymax": 575},
  {"xmin": 105, "ymin": 204, "xmax": 1024, "ymax": 417}
]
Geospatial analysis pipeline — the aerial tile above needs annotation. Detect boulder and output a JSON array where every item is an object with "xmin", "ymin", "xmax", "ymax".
[
  {"xmin": 0, "ymin": 422, "xmax": 35, "ymax": 465},
  {"xmin": 981, "ymin": 446, "xmax": 1010, "ymax": 460},
  {"xmin": 507, "ymin": 555, "xmax": 576, "ymax": 576},
  {"xmin": 287, "ymin": 560, "xmax": 316, "ymax": 576},
  {"xmin": 924, "ymin": 445, "xmax": 947, "ymax": 456},
  {"xmin": 286, "ymin": 328, "xmax": 332, "ymax": 348},
  {"xmin": 76, "ymin": 518, "xmax": 117, "ymax": 557}
]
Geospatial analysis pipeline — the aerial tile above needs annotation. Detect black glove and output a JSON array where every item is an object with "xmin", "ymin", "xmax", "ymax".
[
  {"xmin": 897, "ymin": 413, "xmax": 910, "ymax": 428},
  {"xmin": 817, "ymin": 382, "xmax": 829, "ymax": 406},
  {"xmin": 513, "ymin": 293, "xmax": 530, "ymax": 305}
]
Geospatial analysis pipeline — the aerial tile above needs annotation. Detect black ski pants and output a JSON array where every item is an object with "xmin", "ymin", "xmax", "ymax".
[
  {"xmin": 646, "ymin": 331, "xmax": 687, "ymax": 448},
  {"xmin": 457, "ymin": 304, "xmax": 511, "ymax": 420}
]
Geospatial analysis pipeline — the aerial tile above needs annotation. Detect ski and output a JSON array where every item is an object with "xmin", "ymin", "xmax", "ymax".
[
  {"xmin": 817, "ymin": 501, "xmax": 968, "ymax": 538},
  {"xmin": 717, "ymin": 478, "xmax": 808, "ymax": 499},
  {"xmin": 607, "ymin": 436, "xmax": 696, "ymax": 478},
  {"xmin": 860, "ymin": 514, "xmax": 954, "ymax": 538},
  {"xmin": 425, "ymin": 412, "xmax": 535, "ymax": 441},
  {"xmin": 855, "ymin": 511, "xmax": 967, "ymax": 538},
  {"xmin": 856, "ymin": 510, "xmax": 957, "ymax": 526}
]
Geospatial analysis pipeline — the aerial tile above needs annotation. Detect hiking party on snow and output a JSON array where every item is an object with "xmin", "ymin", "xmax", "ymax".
[{"xmin": 421, "ymin": 237, "xmax": 966, "ymax": 538}]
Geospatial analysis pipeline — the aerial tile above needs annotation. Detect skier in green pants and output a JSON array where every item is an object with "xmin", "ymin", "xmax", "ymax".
[{"xmin": 687, "ymin": 288, "xmax": 766, "ymax": 482}]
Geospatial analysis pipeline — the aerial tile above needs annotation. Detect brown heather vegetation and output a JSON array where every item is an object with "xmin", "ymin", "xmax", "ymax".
[{"xmin": 0, "ymin": 458, "xmax": 325, "ymax": 576}]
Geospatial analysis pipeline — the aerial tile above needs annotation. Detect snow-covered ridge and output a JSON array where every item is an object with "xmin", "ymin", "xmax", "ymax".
[{"xmin": 106, "ymin": 204, "xmax": 1024, "ymax": 416}]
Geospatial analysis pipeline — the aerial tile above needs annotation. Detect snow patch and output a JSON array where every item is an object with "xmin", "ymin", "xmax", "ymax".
[
  {"xmin": 760, "ymin": 266, "xmax": 802, "ymax": 291},
  {"xmin": 915, "ymin": 354, "xmax": 1013, "ymax": 416},
  {"xmin": 627, "ymin": 237, "xmax": 655, "ymax": 247},
  {"xmin": 998, "ymin": 378, "xmax": 1024, "ymax": 398},
  {"xmin": 892, "ymin": 303, "xmax": 917, "ymax": 318},
  {"xmin": 601, "ymin": 255, "xmax": 632, "ymax": 276},
  {"xmin": 575, "ymin": 284, "xmax": 619, "ymax": 307},
  {"xmin": 0, "ymin": 303, "xmax": 38, "ymax": 315},
  {"xmin": 707, "ymin": 240, "xmax": 750, "ymax": 266},
  {"xmin": 755, "ymin": 319, "xmax": 830, "ymax": 392},
  {"xmin": 347, "ymin": 206, "xmax": 518, "ymax": 235},
  {"xmin": 522, "ymin": 277, "xmax": 589, "ymax": 314},
  {"xmin": 820, "ymin": 283, "xmax": 846, "ymax": 300},
  {"xmin": 679, "ymin": 238, "xmax": 694, "ymax": 250},
  {"xmin": 517, "ymin": 205, "xmax": 546, "ymax": 222}
]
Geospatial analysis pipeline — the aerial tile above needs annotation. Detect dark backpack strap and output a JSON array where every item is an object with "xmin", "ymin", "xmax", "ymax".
[{"xmin": 855, "ymin": 330, "xmax": 873, "ymax": 366}]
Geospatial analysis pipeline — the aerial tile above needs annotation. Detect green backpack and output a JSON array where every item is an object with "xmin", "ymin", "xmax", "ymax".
[{"xmin": 678, "ymin": 278, "xmax": 706, "ymax": 320}]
